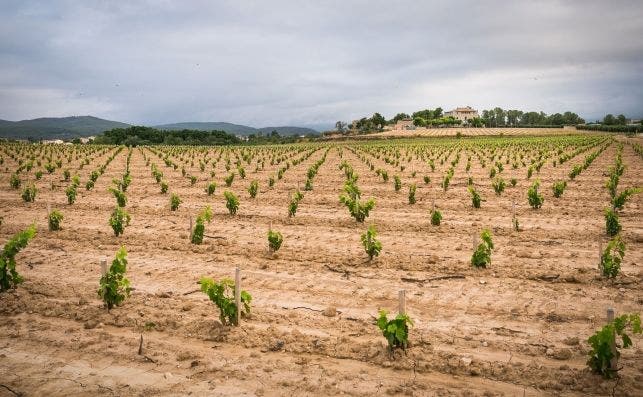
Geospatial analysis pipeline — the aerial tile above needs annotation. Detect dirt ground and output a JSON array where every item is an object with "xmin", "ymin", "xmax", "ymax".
[{"xmin": 1, "ymin": 133, "xmax": 642, "ymax": 396}]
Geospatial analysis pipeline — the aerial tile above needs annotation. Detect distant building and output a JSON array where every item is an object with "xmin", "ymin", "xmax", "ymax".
[
  {"xmin": 445, "ymin": 106, "xmax": 479, "ymax": 123},
  {"xmin": 394, "ymin": 118, "xmax": 415, "ymax": 130}
]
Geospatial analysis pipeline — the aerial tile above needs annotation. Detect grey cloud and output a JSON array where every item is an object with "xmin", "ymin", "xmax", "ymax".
[{"xmin": 1, "ymin": 0, "xmax": 642, "ymax": 128}]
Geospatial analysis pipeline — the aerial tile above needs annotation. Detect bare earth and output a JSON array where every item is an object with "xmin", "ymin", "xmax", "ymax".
[{"xmin": 1, "ymin": 133, "xmax": 642, "ymax": 396}]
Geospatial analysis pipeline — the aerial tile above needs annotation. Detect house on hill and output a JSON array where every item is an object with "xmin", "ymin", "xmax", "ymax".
[{"xmin": 445, "ymin": 106, "xmax": 479, "ymax": 123}]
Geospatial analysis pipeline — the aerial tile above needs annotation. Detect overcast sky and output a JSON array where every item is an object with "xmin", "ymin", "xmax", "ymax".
[{"xmin": 1, "ymin": 0, "xmax": 642, "ymax": 129}]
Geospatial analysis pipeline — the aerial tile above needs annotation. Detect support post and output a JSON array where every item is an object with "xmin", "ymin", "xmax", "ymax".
[
  {"xmin": 472, "ymin": 231, "xmax": 477, "ymax": 251},
  {"xmin": 47, "ymin": 203, "xmax": 51, "ymax": 217},
  {"xmin": 189, "ymin": 215, "xmax": 193, "ymax": 233},
  {"xmin": 398, "ymin": 290, "xmax": 406, "ymax": 315},
  {"xmin": 598, "ymin": 239, "xmax": 603, "ymax": 270},
  {"xmin": 100, "ymin": 259, "xmax": 107, "ymax": 276},
  {"xmin": 235, "ymin": 267, "xmax": 241, "ymax": 326},
  {"xmin": 607, "ymin": 308, "xmax": 617, "ymax": 372}
]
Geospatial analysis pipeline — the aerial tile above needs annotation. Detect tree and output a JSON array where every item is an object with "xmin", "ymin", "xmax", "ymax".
[
  {"xmin": 603, "ymin": 114, "xmax": 615, "ymax": 125},
  {"xmin": 390, "ymin": 113, "xmax": 410, "ymax": 124},
  {"xmin": 335, "ymin": 121, "xmax": 347, "ymax": 133},
  {"xmin": 506, "ymin": 110, "xmax": 523, "ymax": 126},
  {"xmin": 616, "ymin": 114, "xmax": 627, "ymax": 125},
  {"xmin": 371, "ymin": 113, "xmax": 386, "ymax": 130}
]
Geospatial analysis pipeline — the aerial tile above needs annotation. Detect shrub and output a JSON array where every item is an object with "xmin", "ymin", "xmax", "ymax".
[
  {"xmin": 268, "ymin": 177, "xmax": 275, "ymax": 187},
  {"xmin": 468, "ymin": 186, "xmax": 482, "ymax": 208},
  {"xmin": 393, "ymin": 176, "xmax": 401, "ymax": 192},
  {"xmin": 109, "ymin": 187, "xmax": 127, "ymax": 207},
  {"xmin": 190, "ymin": 175, "xmax": 197, "ymax": 185},
  {"xmin": 160, "ymin": 180, "xmax": 168, "ymax": 194},
  {"xmin": 361, "ymin": 225, "xmax": 382, "ymax": 260},
  {"xmin": 604, "ymin": 208, "xmax": 621, "ymax": 236},
  {"xmin": 85, "ymin": 180, "xmax": 94, "ymax": 190},
  {"xmin": 200, "ymin": 277, "xmax": 251, "ymax": 326},
  {"xmin": 10, "ymin": 174, "xmax": 21, "ymax": 189},
  {"xmin": 63, "ymin": 169, "xmax": 71, "ymax": 181},
  {"xmin": 65, "ymin": 185, "xmax": 77, "ymax": 204},
  {"xmin": 492, "ymin": 177, "xmax": 506, "ymax": 195},
  {"xmin": 527, "ymin": 180, "xmax": 544, "ymax": 209},
  {"xmin": 0, "ymin": 224, "xmax": 37, "ymax": 292},
  {"xmin": 587, "ymin": 313, "xmax": 641, "ymax": 379},
  {"xmin": 224, "ymin": 173, "xmax": 235, "ymax": 187},
  {"xmin": 98, "ymin": 246, "xmax": 131, "ymax": 311},
  {"xmin": 48, "ymin": 209, "xmax": 63, "ymax": 231},
  {"xmin": 35, "ymin": 170, "xmax": 43, "ymax": 180},
  {"xmin": 206, "ymin": 181, "xmax": 217, "ymax": 196},
  {"xmin": 430, "ymin": 209, "xmax": 442, "ymax": 226},
  {"xmin": 248, "ymin": 180, "xmax": 258, "ymax": 198},
  {"xmin": 268, "ymin": 229, "xmax": 283, "ymax": 252},
  {"xmin": 224, "ymin": 191, "xmax": 239, "ymax": 215},
  {"xmin": 471, "ymin": 229, "xmax": 493, "ymax": 268},
  {"xmin": 510, "ymin": 178, "xmax": 517, "ymax": 187},
  {"xmin": 408, "ymin": 183, "xmax": 417, "ymax": 204},
  {"xmin": 191, "ymin": 206, "xmax": 213, "ymax": 244},
  {"xmin": 552, "ymin": 180, "xmax": 567, "ymax": 198},
  {"xmin": 170, "ymin": 193, "xmax": 181, "ymax": 211},
  {"xmin": 108, "ymin": 207, "xmax": 131, "ymax": 236},
  {"xmin": 600, "ymin": 235, "xmax": 625, "ymax": 278},
  {"xmin": 611, "ymin": 187, "xmax": 641, "ymax": 211},
  {"xmin": 423, "ymin": 176, "xmax": 430, "ymax": 184},
  {"xmin": 377, "ymin": 310, "xmax": 413, "ymax": 350},
  {"xmin": 21, "ymin": 184, "xmax": 37, "ymax": 202}
]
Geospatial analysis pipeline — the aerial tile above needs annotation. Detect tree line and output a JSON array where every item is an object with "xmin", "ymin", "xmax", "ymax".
[{"xmin": 93, "ymin": 126, "xmax": 242, "ymax": 146}]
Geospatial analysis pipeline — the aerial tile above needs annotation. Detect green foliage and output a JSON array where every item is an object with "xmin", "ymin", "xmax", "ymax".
[
  {"xmin": 0, "ymin": 224, "xmax": 36, "ymax": 292},
  {"xmin": 160, "ymin": 180, "xmax": 168, "ymax": 194},
  {"xmin": 527, "ymin": 180, "xmax": 544, "ymax": 209},
  {"xmin": 600, "ymin": 235, "xmax": 625, "ymax": 278},
  {"xmin": 224, "ymin": 173, "xmax": 235, "ymax": 187},
  {"xmin": 408, "ymin": 183, "xmax": 417, "ymax": 204},
  {"xmin": 423, "ymin": 175, "xmax": 430, "ymax": 184},
  {"xmin": 268, "ymin": 229, "xmax": 283, "ymax": 252},
  {"xmin": 190, "ymin": 175, "xmax": 197, "ymax": 185},
  {"xmin": 224, "ymin": 191, "xmax": 239, "ymax": 215},
  {"xmin": 200, "ymin": 277, "xmax": 252, "ymax": 326},
  {"xmin": 21, "ymin": 184, "xmax": 37, "ymax": 202},
  {"xmin": 513, "ymin": 217, "xmax": 520, "ymax": 232},
  {"xmin": 268, "ymin": 177, "xmax": 275, "ymax": 187},
  {"xmin": 377, "ymin": 310, "xmax": 413, "ymax": 350},
  {"xmin": 65, "ymin": 184, "xmax": 77, "ymax": 204},
  {"xmin": 361, "ymin": 225, "xmax": 382, "ymax": 260},
  {"xmin": 206, "ymin": 181, "xmax": 217, "ymax": 196},
  {"xmin": 10, "ymin": 174, "xmax": 21, "ymax": 189},
  {"xmin": 393, "ymin": 175, "xmax": 401, "ymax": 192},
  {"xmin": 468, "ymin": 186, "xmax": 482, "ymax": 208},
  {"xmin": 35, "ymin": 170, "xmax": 43, "ymax": 180},
  {"xmin": 98, "ymin": 246, "xmax": 131, "ymax": 311},
  {"xmin": 471, "ymin": 229, "xmax": 493, "ymax": 268},
  {"xmin": 191, "ymin": 206, "xmax": 213, "ymax": 244},
  {"xmin": 510, "ymin": 178, "xmax": 517, "ymax": 187},
  {"xmin": 604, "ymin": 208, "xmax": 621, "ymax": 236},
  {"xmin": 48, "ymin": 209, "xmax": 64, "ymax": 231},
  {"xmin": 587, "ymin": 313, "xmax": 641, "ymax": 379},
  {"xmin": 552, "ymin": 180, "xmax": 567, "ymax": 198},
  {"xmin": 248, "ymin": 180, "xmax": 258, "ymax": 198},
  {"xmin": 569, "ymin": 164, "xmax": 582, "ymax": 180},
  {"xmin": 108, "ymin": 206, "xmax": 131, "ymax": 236},
  {"xmin": 109, "ymin": 186, "xmax": 127, "ymax": 207},
  {"xmin": 430, "ymin": 209, "xmax": 442, "ymax": 226},
  {"xmin": 492, "ymin": 177, "xmax": 506, "ymax": 195},
  {"xmin": 611, "ymin": 187, "xmax": 641, "ymax": 211},
  {"xmin": 170, "ymin": 193, "xmax": 181, "ymax": 211},
  {"xmin": 63, "ymin": 169, "xmax": 70, "ymax": 181}
]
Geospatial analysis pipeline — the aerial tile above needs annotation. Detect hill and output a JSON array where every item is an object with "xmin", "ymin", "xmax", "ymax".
[
  {"xmin": 0, "ymin": 116, "xmax": 130, "ymax": 140},
  {"xmin": 156, "ymin": 122, "xmax": 318, "ymax": 136}
]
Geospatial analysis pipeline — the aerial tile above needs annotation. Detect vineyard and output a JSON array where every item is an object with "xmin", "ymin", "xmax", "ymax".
[{"xmin": 0, "ymin": 133, "xmax": 642, "ymax": 396}]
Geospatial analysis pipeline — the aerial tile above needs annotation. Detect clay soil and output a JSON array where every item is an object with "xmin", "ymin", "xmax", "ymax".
[{"xmin": 1, "ymin": 134, "xmax": 642, "ymax": 396}]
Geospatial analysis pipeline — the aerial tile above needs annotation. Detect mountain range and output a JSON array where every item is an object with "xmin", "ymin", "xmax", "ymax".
[{"xmin": 0, "ymin": 116, "xmax": 320, "ymax": 140}]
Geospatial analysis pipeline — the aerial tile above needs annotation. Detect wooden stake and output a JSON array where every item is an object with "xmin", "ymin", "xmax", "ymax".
[
  {"xmin": 235, "ymin": 267, "xmax": 241, "ymax": 326},
  {"xmin": 398, "ymin": 290, "xmax": 406, "ymax": 315},
  {"xmin": 598, "ymin": 238, "xmax": 603, "ymax": 270},
  {"xmin": 189, "ymin": 215, "xmax": 193, "ymax": 232},
  {"xmin": 46, "ymin": 203, "xmax": 51, "ymax": 217},
  {"xmin": 472, "ymin": 231, "xmax": 477, "ymax": 251},
  {"xmin": 432, "ymin": 199, "xmax": 435, "ymax": 213},
  {"xmin": 607, "ymin": 308, "xmax": 617, "ymax": 371},
  {"xmin": 100, "ymin": 259, "xmax": 107, "ymax": 276},
  {"xmin": 512, "ymin": 202, "xmax": 516, "ymax": 220}
]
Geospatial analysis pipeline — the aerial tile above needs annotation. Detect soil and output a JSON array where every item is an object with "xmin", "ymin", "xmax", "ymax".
[{"xmin": 1, "ymin": 133, "xmax": 641, "ymax": 396}]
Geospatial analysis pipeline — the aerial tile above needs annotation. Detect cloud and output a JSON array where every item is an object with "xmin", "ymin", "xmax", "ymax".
[{"xmin": 0, "ymin": 0, "xmax": 642, "ymax": 127}]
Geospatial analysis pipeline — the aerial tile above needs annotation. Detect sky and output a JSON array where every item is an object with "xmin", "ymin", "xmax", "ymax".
[{"xmin": 1, "ymin": 0, "xmax": 642, "ymax": 130}]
